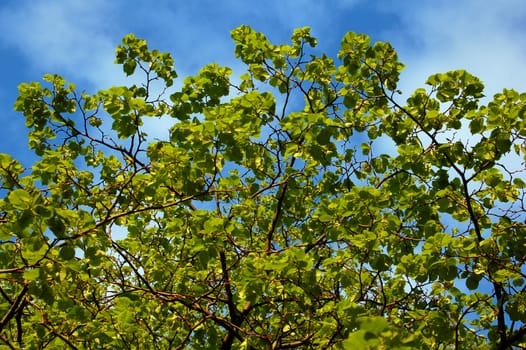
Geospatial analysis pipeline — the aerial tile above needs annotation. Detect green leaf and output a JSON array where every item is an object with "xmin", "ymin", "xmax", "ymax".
[
  {"xmin": 469, "ymin": 118, "xmax": 484, "ymax": 134},
  {"xmin": 34, "ymin": 204, "xmax": 53, "ymax": 218},
  {"xmin": 316, "ymin": 129, "xmax": 332, "ymax": 145},
  {"xmin": 466, "ymin": 275, "xmax": 481, "ymax": 290},
  {"xmin": 47, "ymin": 216, "xmax": 67, "ymax": 238},
  {"xmin": 4, "ymin": 24, "xmax": 525, "ymax": 350},
  {"xmin": 506, "ymin": 301, "xmax": 526, "ymax": 322},
  {"xmin": 23, "ymin": 268, "xmax": 40, "ymax": 281},
  {"xmin": 342, "ymin": 330, "xmax": 371, "ymax": 349},
  {"xmin": 318, "ymin": 214, "xmax": 332, "ymax": 223},
  {"xmin": 203, "ymin": 217, "xmax": 224, "ymax": 233},
  {"xmin": 8, "ymin": 189, "xmax": 33, "ymax": 210},
  {"xmin": 59, "ymin": 245, "xmax": 76, "ymax": 260}
]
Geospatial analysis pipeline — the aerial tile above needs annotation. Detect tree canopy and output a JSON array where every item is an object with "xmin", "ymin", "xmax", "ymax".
[{"xmin": 1, "ymin": 25, "xmax": 526, "ymax": 349}]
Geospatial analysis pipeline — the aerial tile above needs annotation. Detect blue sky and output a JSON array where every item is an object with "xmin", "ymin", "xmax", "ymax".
[
  {"xmin": 0, "ymin": 0, "xmax": 525, "ymax": 332},
  {"xmin": 0, "ymin": 0, "xmax": 525, "ymax": 164}
]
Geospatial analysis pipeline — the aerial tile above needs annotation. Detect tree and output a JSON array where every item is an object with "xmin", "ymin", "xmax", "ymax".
[{"xmin": 0, "ymin": 25, "xmax": 525, "ymax": 349}]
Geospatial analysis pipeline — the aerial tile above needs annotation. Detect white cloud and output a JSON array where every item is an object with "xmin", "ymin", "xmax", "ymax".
[
  {"xmin": 0, "ymin": 0, "xmax": 124, "ymax": 89},
  {"xmin": 2, "ymin": 0, "xmax": 524, "ymax": 147},
  {"xmin": 380, "ymin": 0, "xmax": 526, "ymax": 99},
  {"xmin": 373, "ymin": 0, "xmax": 526, "ymax": 171}
]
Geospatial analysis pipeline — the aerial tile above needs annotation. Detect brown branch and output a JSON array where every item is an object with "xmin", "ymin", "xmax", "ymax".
[
  {"xmin": 279, "ymin": 333, "xmax": 315, "ymax": 348},
  {"xmin": 497, "ymin": 325, "xmax": 526, "ymax": 350},
  {"xmin": 220, "ymin": 249, "xmax": 253, "ymax": 349},
  {"xmin": 0, "ymin": 285, "xmax": 28, "ymax": 333},
  {"xmin": 0, "ymin": 267, "xmax": 25, "ymax": 274},
  {"xmin": 0, "ymin": 333, "xmax": 16, "ymax": 350},
  {"xmin": 39, "ymin": 323, "xmax": 80, "ymax": 350},
  {"xmin": 266, "ymin": 181, "xmax": 288, "ymax": 253},
  {"xmin": 267, "ymin": 160, "xmax": 296, "ymax": 254}
]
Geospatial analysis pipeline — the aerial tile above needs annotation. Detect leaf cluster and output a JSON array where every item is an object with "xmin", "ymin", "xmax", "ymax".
[{"xmin": 0, "ymin": 26, "xmax": 525, "ymax": 349}]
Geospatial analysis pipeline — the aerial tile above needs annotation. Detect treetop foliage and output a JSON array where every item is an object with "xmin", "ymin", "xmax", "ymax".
[{"xmin": 1, "ymin": 25, "xmax": 526, "ymax": 349}]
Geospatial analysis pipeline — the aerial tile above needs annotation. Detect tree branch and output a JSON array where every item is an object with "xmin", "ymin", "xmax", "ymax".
[
  {"xmin": 0, "ymin": 285, "xmax": 28, "ymax": 333},
  {"xmin": 497, "ymin": 325, "xmax": 526, "ymax": 350}
]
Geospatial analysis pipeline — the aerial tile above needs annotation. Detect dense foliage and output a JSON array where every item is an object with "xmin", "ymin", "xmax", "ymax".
[{"xmin": 1, "ymin": 25, "xmax": 526, "ymax": 349}]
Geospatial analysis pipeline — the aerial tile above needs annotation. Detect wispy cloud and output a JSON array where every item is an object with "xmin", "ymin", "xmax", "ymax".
[
  {"xmin": 0, "ymin": 0, "xmax": 123, "ymax": 89},
  {"xmin": 379, "ymin": 0, "xmax": 526, "ymax": 99},
  {"xmin": 1, "ymin": 0, "xmax": 524, "ymax": 149}
]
